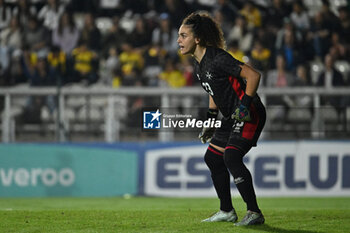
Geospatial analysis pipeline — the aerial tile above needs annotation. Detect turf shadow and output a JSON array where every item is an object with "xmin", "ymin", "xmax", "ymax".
[{"xmin": 241, "ymin": 224, "xmax": 325, "ymax": 233}]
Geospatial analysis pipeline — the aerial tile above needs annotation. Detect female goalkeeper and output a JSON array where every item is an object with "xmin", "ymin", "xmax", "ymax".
[{"xmin": 177, "ymin": 12, "xmax": 266, "ymax": 226}]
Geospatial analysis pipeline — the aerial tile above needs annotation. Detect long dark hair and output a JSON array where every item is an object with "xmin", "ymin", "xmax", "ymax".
[
  {"xmin": 182, "ymin": 12, "xmax": 225, "ymax": 49},
  {"xmin": 58, "ymin": 12, "xmax": 76, "ymax": 36}
]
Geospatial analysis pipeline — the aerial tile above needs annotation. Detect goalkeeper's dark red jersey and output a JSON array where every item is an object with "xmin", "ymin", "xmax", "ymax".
[{"xmin": 193, "ymin": 46, "xmax": 262, "ymax": 118}]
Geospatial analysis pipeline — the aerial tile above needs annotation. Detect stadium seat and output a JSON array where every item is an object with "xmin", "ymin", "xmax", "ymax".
[
  {"xmin": 310, "ymin": 60, "xmax": 324, "ymax": 84},
  {"xmin": 73, "ymin": 13, "xmax": 85, "ymax": 30},
  {"xmin": 334, "ymin": 60, "xmax": 350, "ymax": 82},
  {"xmin": 66, "ymin": 96, "xmax": 86, "ymax": 109},
  {"xmin": 96, "ymin": 17, "xmax": 113, "ymax": 34},
  {"xmin": 11, "ymin": 96, "xmax": 27, "ymax": 109},
  {"xmin": 321, "ymin": 106, "xmax": 339, "ymax": 122},
  {"xmin": 76, "ymin": 105, "xmax": 103, "ymax": 122},
  {"xmin": 64, "ymin": 108, "xmax": 77, "ymax": 121},
  {"xmin": 40, "ymin": 106, "xmax": 53, "ymax": 122},
  {"xmin": 287, "ymin": 108, "xmax": 312, "ymax": 122},
  {"xmin": 304, "ymin": 0, "xmax": 322, "ymax": 16},
  {"xmin": 0, "ymin": 106, "xmax": 23, "ymax": 119},
  {"xmin": 330, "ymin": 0, "xmax": 348, "ymax": 12}
]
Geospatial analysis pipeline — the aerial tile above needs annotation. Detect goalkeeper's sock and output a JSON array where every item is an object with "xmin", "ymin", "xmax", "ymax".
[
  {"xmin": 204, "ymin": 145, "xmax": 233, "ymax": 212},
  {"xmin": 224, "ymin": 147, "xmax": 261, "ymax": 213}
]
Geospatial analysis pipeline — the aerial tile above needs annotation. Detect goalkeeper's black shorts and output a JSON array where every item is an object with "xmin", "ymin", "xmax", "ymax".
[{"xmin": 210, "ymin": 101, "xmax": 266, "ymax": 154}]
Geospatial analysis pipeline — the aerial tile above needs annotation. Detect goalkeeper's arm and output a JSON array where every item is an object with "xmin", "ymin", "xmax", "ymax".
[{"xmin": 232, "ymin": 64, "xmax": 261, "ymax": 122}]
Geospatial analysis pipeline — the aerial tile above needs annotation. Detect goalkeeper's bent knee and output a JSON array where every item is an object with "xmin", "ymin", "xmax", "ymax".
[{"xmin": 204, "ymin": 145, "xmax": 225, "ymax": 173}]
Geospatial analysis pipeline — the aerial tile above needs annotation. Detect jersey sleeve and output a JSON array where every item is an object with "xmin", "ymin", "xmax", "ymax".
[{"xmin": 213, "ymin": 52, "xmax": 244, "ymax": 78}]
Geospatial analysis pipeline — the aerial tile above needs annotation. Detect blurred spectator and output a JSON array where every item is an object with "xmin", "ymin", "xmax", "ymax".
[
  {"xmin": 278, "ymin": 28, "xmax": 302, "ymax": 72},
  {"xmin": 213, "ymin": 9, "xmax": 230, "ymax": 37},
  {"xmin": 315, "ymin": 54, "xmax": 346, "ymax": 117},
  {"xmin": 21, "ymin": 51, "xmax": 57, "ymax": 118},
  {"xmin": 294, "ymin": 64, "xmax": 311, "ymax": 87},
  {"xmin": 338, "ymin": 6, "xmax": 350, "ymax": 47},
  {"xmin": 266, "ymin": 55, "xmax": 295, "ymax": 119},
  {"xmin": 180, "ymin": 56, "xmax": 194, "ymax": 86},
  {"xmin": 52, "ymin": 12, "xmax": 80, "ymax": 54},
  {"xmin": 240, "ymin": 1, "xmax": 262, "ymax": 28},
  {"xmin": 100, "ymin": 47, "xmax": 120, "ymax": 86},
  {"xmin": 194, "ymin": 0, "xmax": 216, "ymax": 11},
  {"xmin": 111, "ymin": 68, "xmax": 123, "ymax": 88},
  {"xmin": 151, "ymin": 13, "xmax": 178, "ymax": 57},
  {"xmin": 266, "ymin": 55, "xmax": 295, "ymax": 88},
  {"xmin": 227, "ymin": 40, "xmax": 245, "ymax": 63},
  {"xmin": 0, "ymin": 16, "xmax": 22, "ymax": 75},
  {"xmin": 307, "ymin": 12, "xmax": 331, "ymax": 59},
  {"xmin": 0, "ymin": 0, "xmax": 12, "ymax": 31},
  {"xmin": 315, "ymin": 54, "xmax": 345, "ymax": 88},
  {"xmin": 123, "ymin": 66, "xmax": 143, "ymax": 86},
  {"xmin": 98, "ymin": 0, "xmax": 123, "ymax": 17},
  {"xmin": 265, "ymin": 0, "xmax": 290, "ymax": 34},
  {"xmin": 80, "ymin": 13, "xmax": 101, "ymax": 52},
  {"xmin": 275, "ymin": 17, "xmax": 303, "ymax": 55},
  {"xmin": 290, "ymin": 0, "xmax": 310, "ymax": 32},
  {"xmin": 319, "ymin": 0, "xmax": 341, "ymax": 33},
  {"xmin": 23, "ymin": 16, "xmax": 50, "ymax": 55},
  {"xmin": 158, "ymin": 58, "xmax": 186, "ymax": 88},
  {"xmin": 155, "ymin": 0, "xmax": 191, "ymax": 28},
  {"xmin": 101, "ymin": 16, "xmax": 127, "ymax": 57},
  {"xmin": 250, "ymin": 40, "xmax": 271, "ymax": 73},
  {"xmin": 123, "ymin": 0, "xmax": 150, "ymax": 14},
  {"xmin": 214, "ymin": 0, "xmax": 238, "ymax": 24},
  {"xmin": 290, "ymin": 64, "xmax": 313, "ymax": 118},
  {"xmin": 66, "ymin": 0, "xmax": 98, "ymax": 14},
  {"xmin": 119, "ymin": 42, "xmax": 144, "ymax": 77},
  {"xmin": 254, "ymin": 26, "xmax": 275, "ymax": 52},
  {"xmin": 227, "ymin": 15, "xmax": 253, "ymax": 54},
  {"xmin": 38, "ymin": 0, "xmax": 65, "ymax": 31},
  {"xmin": 13, "ymin": 0, "xmax": 37, "ymax": 28},
  {"xmin": 47, "ymin": 45, "xmax": 67, "ymax": 84},
  {"xmin": 71, "ymin": 39, "xmax": 99, "ymax": 85},
  {"xmin": 142, "ymin": 45, "xmax": 166, "ymax": 86},
  {"xmin": 124, "ymin": 69, "xmax": 144, "ymax": 129},
  {"xmin": 22, "ymin": 53, "xmax": 56, "ymax": 87},
  {"xmin": 329, "ymin": 32, "xmax": 347, "ymax": 61},
  {"xmin": 158, "ymin": 57, "xmax": 187, "ymax": 112},
  {"xmin": 1, "ymin": 48, "xmax": 24, "ymax": 86},
  {"xmin": 128, "ymin": 15, "xmax": 152, "ymax": 52}
]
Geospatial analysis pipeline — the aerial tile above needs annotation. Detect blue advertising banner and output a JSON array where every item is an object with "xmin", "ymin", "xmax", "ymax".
[{"xmin": 0, "ymin": 144, "xmax": 138, "ymax": 197}]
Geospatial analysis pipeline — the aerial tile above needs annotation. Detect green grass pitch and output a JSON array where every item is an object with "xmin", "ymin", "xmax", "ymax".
[{"xmin": 0, "ymin": 197, "xmax": 349, "ymax": 233}]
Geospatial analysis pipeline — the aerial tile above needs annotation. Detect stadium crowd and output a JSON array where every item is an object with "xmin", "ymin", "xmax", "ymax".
[{"xmin": 0, "ymin": 0, "xmax": 349, "ymax": 122}]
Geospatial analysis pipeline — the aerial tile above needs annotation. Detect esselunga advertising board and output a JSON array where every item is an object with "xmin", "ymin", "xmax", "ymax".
[{"xmin": 144, "ymin": 141, "xmax": 350, "ymax": 197}]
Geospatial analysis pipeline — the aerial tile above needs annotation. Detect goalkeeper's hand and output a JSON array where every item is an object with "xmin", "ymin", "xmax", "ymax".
[
  {"xmin": 232, "ymin": 94, "xmax": 253, "ymax": 122},
  {"xmin": 199, "ymin": 127, "xmax": 216, "ymax": 144},
  {"xmin": 199, "ymin": 108, "xmax": 218, "ymax": 144}
]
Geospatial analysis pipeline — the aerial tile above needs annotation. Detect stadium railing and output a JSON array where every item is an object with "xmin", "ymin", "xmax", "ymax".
[{"xmin": 1, "ymin": 85, "xmax": 349, "ymax": 142}]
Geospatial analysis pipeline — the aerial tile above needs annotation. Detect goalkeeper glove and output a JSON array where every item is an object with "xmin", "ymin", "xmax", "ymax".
[
  {"xmin": 232, "ymin": 94, "xmax": 252, "ymax": 122},
  {"xmin": 199, "ymin": 109, "xmax": 218, "ymax": 144}
]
